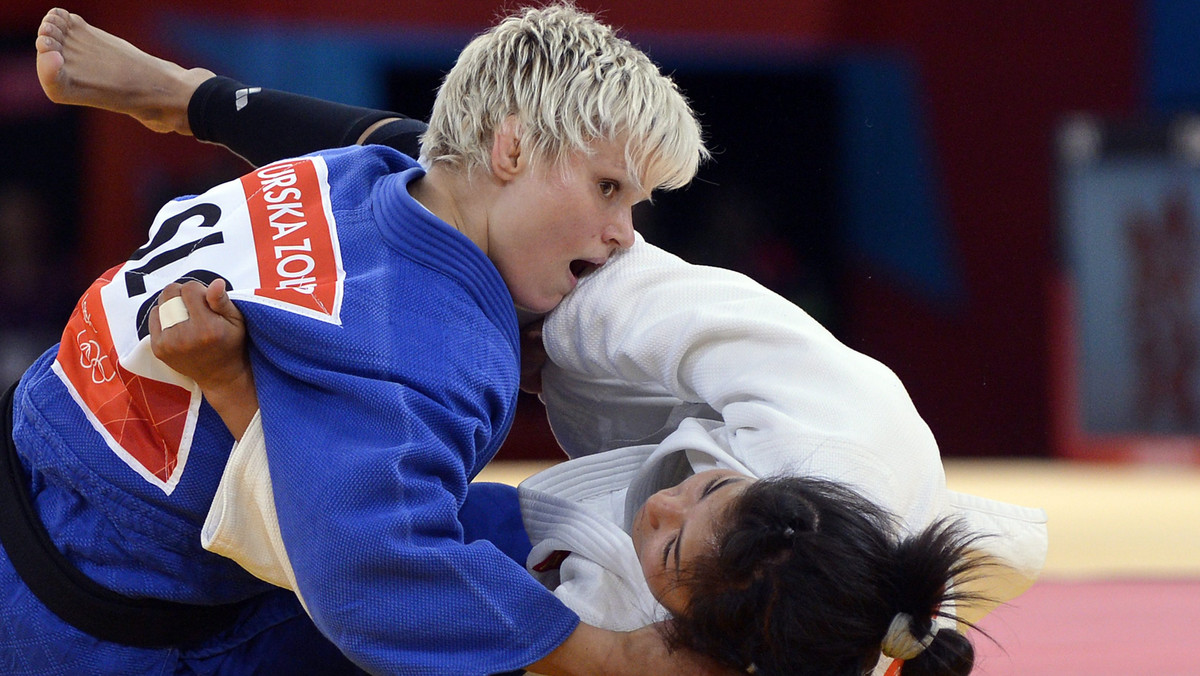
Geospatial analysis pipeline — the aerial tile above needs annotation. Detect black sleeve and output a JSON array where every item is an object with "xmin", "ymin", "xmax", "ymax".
[{"xmin": 187, "ymin": 76, "xmax": 428, "ymax": 166}]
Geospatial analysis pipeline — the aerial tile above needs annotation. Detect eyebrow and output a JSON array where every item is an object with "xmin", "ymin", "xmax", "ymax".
[{"xmin": 674, "ymin": 475, "xmax": 746, "ymax": 575}]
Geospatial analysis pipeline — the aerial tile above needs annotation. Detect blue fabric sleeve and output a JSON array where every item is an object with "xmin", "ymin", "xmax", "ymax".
[
  {"xmin": 460, "ymin": 482, "xmax": 534, "ymax": 566},
  {"xmin": 255, "ymin": 365, "xmax": 578, "ymax": 675}
]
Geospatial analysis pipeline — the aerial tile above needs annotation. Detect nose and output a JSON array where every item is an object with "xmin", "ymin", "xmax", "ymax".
[
  {"xmin": 605, "ymin": 210, "xmax": 636, "ymax": 250},
  {"xmin": 643, "ymin": 489, "xmax": 686, "ymax": 530}
]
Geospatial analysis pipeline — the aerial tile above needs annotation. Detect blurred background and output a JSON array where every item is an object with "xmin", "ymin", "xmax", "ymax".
[
  {"xmin": 2, "ymin": 1, "xmax": 1199, "ymax": 672},
  {"xmin": 5, "ymin": 0, "xmax": 1192, "ymax": 463}
]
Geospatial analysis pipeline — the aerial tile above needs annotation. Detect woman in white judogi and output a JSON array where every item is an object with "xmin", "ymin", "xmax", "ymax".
[{"xmin": 519, "ymin": 235, "xmax": 1047, "ymax": 674}]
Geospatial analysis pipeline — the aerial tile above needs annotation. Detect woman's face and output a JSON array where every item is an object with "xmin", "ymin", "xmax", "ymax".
[
  {"xmin": 630, "ymin": 468, "xmax": 753, "ymax": 614},
  {"xmin": 485, "ymin": 136, "xmax": 644, "ymax": 314}
]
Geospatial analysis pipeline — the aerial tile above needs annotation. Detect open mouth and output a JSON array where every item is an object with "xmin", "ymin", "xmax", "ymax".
[{"xmin": 570, "ymin": 259, "xmax": 597, "ymax": 280}]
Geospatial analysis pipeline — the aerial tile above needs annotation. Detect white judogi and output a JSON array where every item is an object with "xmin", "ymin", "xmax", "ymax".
[{"xmin": 532, "ymin": 234, "xmax": 1047, "ymax": 630}]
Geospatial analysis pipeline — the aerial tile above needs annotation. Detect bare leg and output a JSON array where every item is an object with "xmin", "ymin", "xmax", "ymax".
[{"xmin": 35, "ymin": 8, "xmax": 214, "ymax": 135}]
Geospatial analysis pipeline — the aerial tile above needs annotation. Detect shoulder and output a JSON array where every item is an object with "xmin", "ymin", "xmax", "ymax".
[
  {"xmin": 318, "ymin": 143, "xmax": 418, "ymax": 172},
  {"xmin": 294, "ymin": 145, "xmax": 421, "ymax": 202}
]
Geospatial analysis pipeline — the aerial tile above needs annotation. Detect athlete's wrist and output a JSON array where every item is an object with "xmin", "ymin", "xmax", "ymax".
[{"xmin": 196, "ymin": 367, "xmax": 258, "ymax": 440}]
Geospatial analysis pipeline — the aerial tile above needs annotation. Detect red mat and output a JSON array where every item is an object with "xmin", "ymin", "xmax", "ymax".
[{"xmin": 972, "ymin": 579, "xmax": 1200, "ymax": 675}]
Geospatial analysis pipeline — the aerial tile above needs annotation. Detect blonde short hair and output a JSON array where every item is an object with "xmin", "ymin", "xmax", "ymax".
[{"xmin": 421, "ymin": 3, "xmax": 707, "ymax": 193}]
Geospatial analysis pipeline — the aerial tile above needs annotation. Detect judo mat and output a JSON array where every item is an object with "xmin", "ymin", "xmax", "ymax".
[
  {"xmin": 480, "ymin": 457, "xmax": 1200, "ymax": 675},
  {"xmin": 948, "ymin": 460, "xmax": 1200, "ymax": 676}
]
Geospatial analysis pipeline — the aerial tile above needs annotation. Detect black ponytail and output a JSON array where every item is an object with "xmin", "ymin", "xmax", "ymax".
[
  {"xmin": 884, "ymin": 519, "xmax": 992, "ymax": 676},
  {"xmin": 899, "ymin": 627, "xmax": 975, "ymax": 676}
]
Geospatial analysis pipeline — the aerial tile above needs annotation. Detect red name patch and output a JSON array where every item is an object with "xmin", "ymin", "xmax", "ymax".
[{"xmin": 242, "ymin": 160, "xmax": 341, "ymax": 317}]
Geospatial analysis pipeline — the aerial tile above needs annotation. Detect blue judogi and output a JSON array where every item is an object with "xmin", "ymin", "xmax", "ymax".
[{"xmin": 3, "ymin": 145, "xmax": 576, "ymax": 675}]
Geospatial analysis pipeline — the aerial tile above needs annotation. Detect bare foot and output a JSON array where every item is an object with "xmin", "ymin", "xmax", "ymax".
[{"xmin": 35, "ymin": 8, "xmax": 215, "ymax": 135}]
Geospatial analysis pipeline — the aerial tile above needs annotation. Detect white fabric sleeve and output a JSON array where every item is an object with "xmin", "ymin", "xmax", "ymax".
[
  {"xmin": 946, "ymin": 490, "xmax": 1049, "ymax": 624},
  {"xmin": 542, "ymin": 236, "xmax": 949, "ymax": 530},
  {"xmin": 201, "ymin": 410, "xmax": 305, "ymax": 608}
]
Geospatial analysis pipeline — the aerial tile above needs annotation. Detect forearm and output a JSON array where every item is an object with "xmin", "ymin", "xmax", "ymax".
[
  {"xmin": 526, "ymin": 623, "xmax": 624, "ymax": 676},
  {"xmin": 198, "ymin": 368, "xmax": 259, "ymax": 441},
  {"xmin": 528, "ymin": 623, "xmax": 726, "ymax": 676},
  {"xmin": 187, "ymin": 76, "xmax": 425, "ymax": 165}
]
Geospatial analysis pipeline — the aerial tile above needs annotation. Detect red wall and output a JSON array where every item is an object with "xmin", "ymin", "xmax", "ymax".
[
  {"xmin": 837, "ymin": 3, "xmax": 1141, "ymax": 457},
  {"xmin": 3, "ymin": 0, "xmax": 1143, "ymax": 458}
]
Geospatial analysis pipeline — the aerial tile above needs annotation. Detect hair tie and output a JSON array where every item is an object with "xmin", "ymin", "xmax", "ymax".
[
  {"xmin": 881, "ymin": 613, "xmax": 937, "ymax": 661},
  {"xmin": 781, "ymin": 526, "xmax": 795, "ymax": 538}
]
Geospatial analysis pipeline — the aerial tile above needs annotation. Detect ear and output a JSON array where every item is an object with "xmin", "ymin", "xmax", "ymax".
[{"xmin": 490, "ymin": 115, "xmax": 525, "ymax": 181}]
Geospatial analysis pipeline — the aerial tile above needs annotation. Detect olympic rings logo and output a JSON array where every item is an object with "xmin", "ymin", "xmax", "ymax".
[
  {"xmin": 76, "ymin": 332, "xmax": 116, "ymax": 384},
  {"xmin": 75, "ymin": 298, "xmax": 116, "ymax": 384}
]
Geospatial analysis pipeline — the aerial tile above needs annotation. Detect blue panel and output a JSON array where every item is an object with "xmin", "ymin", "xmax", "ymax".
[
  {"xmin": 1149, "ymin": 0, "xmax": 1200, "ymax": 113},
  {"xmin": 836, "ymin": 55, "xmax": 963, "ymax": 307},
  {"xmin": 159, "ymin": 14, "xmax": 468, "ymax": 108}
]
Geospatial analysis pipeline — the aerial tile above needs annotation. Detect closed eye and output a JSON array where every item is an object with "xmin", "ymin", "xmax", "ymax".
[
  {"xmin": 703, "ymin": 476, "xmax": 742, "ymax": 499},
  {"xmin": 662, "ymin": 535, "xmax": 677, "ymax": 569}
]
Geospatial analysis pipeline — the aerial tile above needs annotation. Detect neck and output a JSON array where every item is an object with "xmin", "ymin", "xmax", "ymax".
[{"xmin": 408, "ymin": 164, "xmax": 491, "ymax": 254}]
